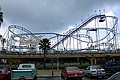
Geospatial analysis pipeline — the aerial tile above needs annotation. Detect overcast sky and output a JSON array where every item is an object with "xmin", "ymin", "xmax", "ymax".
[{"xmin": 0, "ymin": 0, "xmax": 120, "ymax": 35}]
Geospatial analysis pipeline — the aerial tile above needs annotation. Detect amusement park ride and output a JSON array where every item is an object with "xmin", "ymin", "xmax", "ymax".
[{"xmin": 2, "ymin": 14, "xmax": 119, "ymax": 55}]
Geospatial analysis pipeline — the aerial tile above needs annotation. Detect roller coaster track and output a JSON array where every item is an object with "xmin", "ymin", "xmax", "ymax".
[
  {"xmin": 9, "ymin": 25, "xmax": 33, "ymax": 34},
  {"xmin": 7, "ymin": 25, "xmax": 36, "ymax": 42},
  {"xmin": 71, "ymin": 27, "xmax": 112, "ymax": 43},
  {"xmin": 51, "ymin": 14, "xmax": 118, "ymax": 49},
  {"xmin": 6, "ymin": 14, "xmax": 118, "ymax": 52},
  {"xmin": 8, "ymin": 25, "xmax": 34, "ymax": 38}
]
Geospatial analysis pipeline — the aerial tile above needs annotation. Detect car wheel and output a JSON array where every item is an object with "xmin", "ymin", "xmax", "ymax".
[
  {"xmin": 88, "ymin": 74, "xmax": 91, "ymax": 78},
  {"xmin": 34, "ymin": 75, "xmax": 37, "ymax": 80},
  {"xmin": 19, "ymin": 78, "xmax": 25, "ymax": 80},
  {"xmin": 65, "ymin": 77, "xmax": 68, "ymax": 80},
  {"xmin": 61, "ymin": 73, "xmax": 64, "ymax": 79},
  {"xmin": 78, "ymin": 77, "xmax": 82, "ymax": 80},
  {"xmin": 101, "ymin": 76, "xmax": 105, "ymax": 79}
]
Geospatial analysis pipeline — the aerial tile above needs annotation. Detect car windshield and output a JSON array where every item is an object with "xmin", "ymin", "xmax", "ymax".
[
  {"xmin": 22, "ymin": 65, "xmax": 31, "ymax": 68},
  {"xmin": 67, "ymin": 67, "xmax": 80, "ymax": 72},
  {"xmin": 0, "ymin": 70, "xmax": 5, "ymax": 74},
  {"xmin": 92, "ymin": 66, "xmax": 102, "ymax": 69},
  {"xmin": 0, "ymin": 71, "xmax": 2, "ymax": 74}
]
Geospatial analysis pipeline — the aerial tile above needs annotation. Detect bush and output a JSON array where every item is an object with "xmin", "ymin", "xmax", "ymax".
[
  {"xmin": 36, "ymin": 64, "xmax": 90, "ymax": 70},
  {"xmin": 78, "ymin": 64, "xmax": 90, "ymax": 69}
]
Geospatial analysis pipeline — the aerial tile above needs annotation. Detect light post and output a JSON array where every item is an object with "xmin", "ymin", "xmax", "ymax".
[{"xmin": 51, "ymin": 58, "xmax": 54, "ymax": 76}]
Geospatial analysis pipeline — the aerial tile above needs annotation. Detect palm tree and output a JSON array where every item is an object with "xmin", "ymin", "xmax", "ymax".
[
  {"xmin": 0, "ymin": 35, "xmax": 6, "ymax": 54},
  {"xmin": 0, "ymin": 35, "xmax": 2, "ymax": 39},
  {"xmin": 0, "ymin": 34, "xmax": 6, "ymax": 50},
  {"xmin": 0, "ymin": 7, "xmax": 3, "ymax": 27},
  {"xmin": 0, "ymin": 35, "xmax": 2, "ymax": 50},
  {"xmin": 39, "ymin": 38, "xmax": 51, "ymax": 68},
  {"xmin": 1, "ymin": 38, "xmax": 6, "ymax": 50}
]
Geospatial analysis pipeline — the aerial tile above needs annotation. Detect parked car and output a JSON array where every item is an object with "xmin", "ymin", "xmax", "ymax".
[
  {"xmin": 11, "ymin": 63, "xmax": 37, "ymax": 80},
  {"xmin": 61, "ymin": 66, "xmax": 84, "ymax": 80},
  {"xmin": 102, "ymin": 61, "xmax": 120, "ymax": 76},
  {"xmin": 0, "ymin": 68, "xmax": 11, "ymax": 80},
  {"xmin": 84, "ymin": 65, "xmax": 106, "ymax": 78},
  {"xmin": 107, "ymin": 72, "xmax": 120, "ymax": 80}
]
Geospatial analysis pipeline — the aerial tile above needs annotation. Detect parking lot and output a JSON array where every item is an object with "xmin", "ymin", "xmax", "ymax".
[
  {"xmin": 37, "ymin": 77, "xmax": 107, "ymax": 80},
  {"xmin": 36, "ymin": 70, "xmax": 109, "ymax": 80}
]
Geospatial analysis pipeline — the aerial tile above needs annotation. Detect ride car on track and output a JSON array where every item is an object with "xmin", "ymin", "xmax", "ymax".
[
  {"xmin": 0, "ymin": 68, "xmax": 11, "ymax": 80},
  {"xmin": 61, "ymin": 66, "xmax": 84, "ymax": 80},
  {"xmin": 84, "ymin": 65, "xmax": 106, "ymax": 78}
]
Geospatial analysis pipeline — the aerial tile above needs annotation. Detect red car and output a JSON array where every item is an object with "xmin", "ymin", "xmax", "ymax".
[
  {"xmin": 0, "ymin": 69, "xmax": 11, "ymax": 80},
  {"xmin": 61, "ymin": 66, "xmax": 84, "ymax": 80}
]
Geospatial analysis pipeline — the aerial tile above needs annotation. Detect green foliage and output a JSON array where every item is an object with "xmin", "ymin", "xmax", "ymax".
[
  {"xmin": 38, "ymin": 38, "xmax": 51, "ymax": 69},
  {"xmin": 39, "ymin": 38, "xmax": 51, "ymax": 50},
  {"xmin": 0, "ymin": 65, "xmax": 18, "ymax": 70},
  {"xmin": 0, "ymin": 10, "xmax": 3, "ymax": 25},
  {"xmin": 105, "ymin": 55, "xmax": 111, "ymax": 62},
  {"xmin": 78, "ymin": 64, "xmax": 90, "ymax": 69},
  {"xmin": 36, "ymin": 64, "xmax": 91, "ymax": 70}
]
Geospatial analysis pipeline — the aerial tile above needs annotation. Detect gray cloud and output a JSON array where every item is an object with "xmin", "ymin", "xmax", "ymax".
[{"xmin": 0, "ymin": 0, "xmax": 120, "ymax": 33}]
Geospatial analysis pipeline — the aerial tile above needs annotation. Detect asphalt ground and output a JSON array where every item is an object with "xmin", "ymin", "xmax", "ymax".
[
  {"xmin": 37, "ymin": 69, "xmax": 61, "ymax": 77},
  {"xmin": 37, "ymin": 70, "xmax": 109, "ymax": 80},
  {"xmin": 37, "ymin": 77, "xmax": 107, "ymax": 80}
]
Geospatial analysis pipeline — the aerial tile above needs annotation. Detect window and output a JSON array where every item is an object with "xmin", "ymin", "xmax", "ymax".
[
  {"xmin": 86, "ymin": 67, "xmax": 90, "ymax": 70},
  {"xmin": 22, "ymin": 65, "xmax": 31, "ymax": 68},
  {"xmin": 67, "ymin": 67, "xmax": 79, "ymax": 72}
]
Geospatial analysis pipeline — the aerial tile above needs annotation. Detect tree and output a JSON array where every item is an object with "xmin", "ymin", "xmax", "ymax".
[
  {"xmin": 39, "ymin": 38, "xmax": 51, "ymax": 68},
  {"xmin": 0, "ymin": 35, "xmax": 6, "ymax": 54},
  {"xmin": 0, "ymin": 35, "xmax": 2, "ymax": 49},
  {"xmin": 105, "ymin": 55, "xmax": 111, "ymax": 64},
  {"xmin": 0, "ymin": 7, "xmax": 3, "ymax": 27},
  {"xmin": 0, "ymin": 35, "xmax": 2, "ymax": 39},
  {"xmin": 0, "ymin": 7, "xmax": 3, "ymax": 48},
  {"xmin": 0, "ymin": 35, "xmax": 6, "ymax": 51},
  {"xmin": 1, "ymin": 38, "xmax": 6, "ymax": 50}
]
